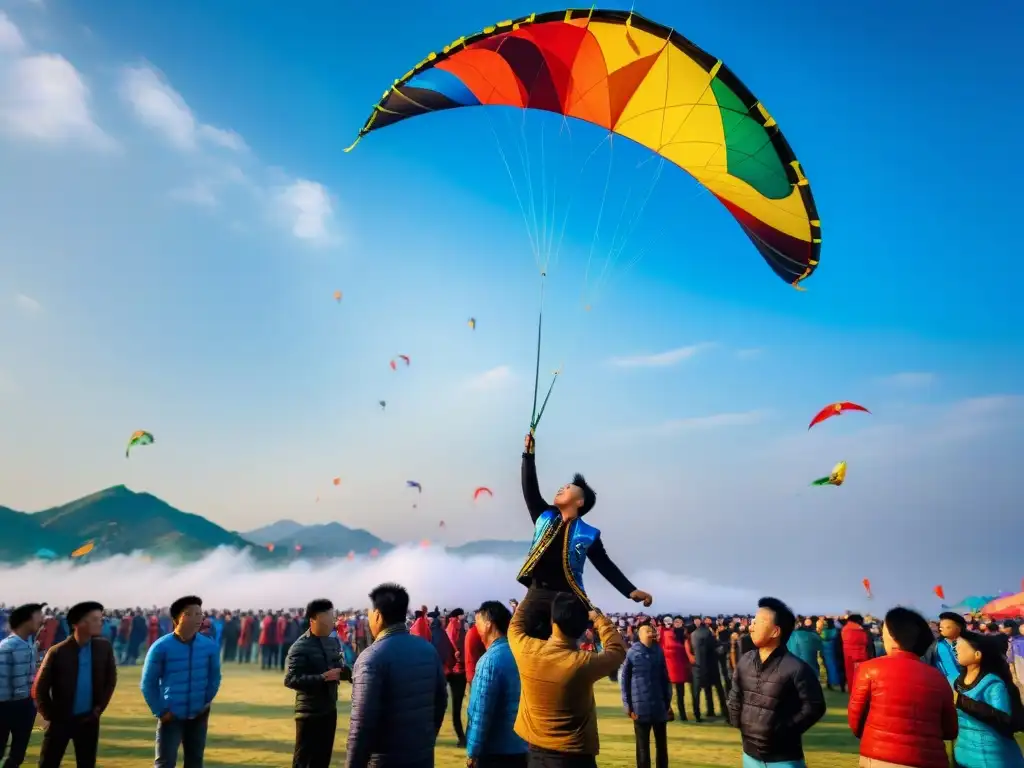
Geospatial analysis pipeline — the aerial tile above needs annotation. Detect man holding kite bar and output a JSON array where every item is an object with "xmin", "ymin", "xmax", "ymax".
[{"xmin": 515, "ymin": 433, "xmax": 653, "ymax": 641}]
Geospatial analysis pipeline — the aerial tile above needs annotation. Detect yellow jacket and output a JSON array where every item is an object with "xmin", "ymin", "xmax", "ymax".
[{"xmin": 507, "ymin": 594, "xmax": 627, "ymax": 755}]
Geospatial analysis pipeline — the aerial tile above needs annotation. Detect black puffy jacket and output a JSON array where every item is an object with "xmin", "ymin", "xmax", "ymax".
[
  {"xmin": 726, "ymin": 646, "xmax": 826, "ymax": 763},
  {"xmin": 284, "ymin": 630, "xmax": 349, "ymax": 718}
]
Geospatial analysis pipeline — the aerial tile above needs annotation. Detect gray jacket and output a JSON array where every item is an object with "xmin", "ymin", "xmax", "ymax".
[{"xmin": 345, "ymin": 625, "xmax": 447, "ymax": 768}]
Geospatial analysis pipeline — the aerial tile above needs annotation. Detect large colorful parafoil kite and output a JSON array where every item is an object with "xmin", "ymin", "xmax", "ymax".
[
  {"xmin": 346, "ymin": 9, "xmax": 822, "ymax": 288},
  {"xmin": 125, "ymin": 430, "xmax": 154, "ymax": 458},
  {"xmin": 808, "ymin": 402, "xmax": 870, "ymax": 430}
]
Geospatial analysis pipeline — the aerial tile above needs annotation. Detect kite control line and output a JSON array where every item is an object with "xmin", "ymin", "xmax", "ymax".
[
  {"xmin": 529, "ymin": 276, "xmax": 546, "ymax": 434},
  {"xmin": 531, "ymin": 369, "xmax": 560, "ymax": 433}
]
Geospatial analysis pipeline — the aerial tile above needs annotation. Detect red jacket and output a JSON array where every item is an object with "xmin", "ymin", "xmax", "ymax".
[
  {"xmin": 276, "ymin": 615, "xmax": 288, "ymax": 643},
  {"xmin": 848, "ymin": 650, "xmax": 957, "ymax": 768},
  {"xmin": 445, "ymin": 618, "xmax": 465, "ymax": 675},
  {"xmin": 148, "ymin": 616, "xmax": 159, "ymax": 645},
  {"xmin": 464, "ymin": 625, "xmax": 485, "ymax": 683},
  {"xmin": 841, "ymin": 621, "xmax": 872, "ymax": 683},
  {"xmin": 410, "ymin": 616, "xmax": 431, "ymax": 642},
  {"xmin": 658, "ymin": 627, "xmax": 693, "ymax": 684},
  {"xmin": 239, "ymin": 615, "xmax": 255, "ymax": 646}
]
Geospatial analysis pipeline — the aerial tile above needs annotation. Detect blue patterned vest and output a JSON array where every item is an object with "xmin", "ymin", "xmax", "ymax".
[{"xmin": 516, "ymin": 509, "xmax": 599, "ymax": 604}]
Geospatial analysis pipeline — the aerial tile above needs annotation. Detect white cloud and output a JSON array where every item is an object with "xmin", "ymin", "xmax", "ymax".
[
  {"xmin": 198, "ymin": 124, "xmax": 246, "ymax": 152},
  {"xmin": 13, "ymin": 292, "xmax": 40, "ymax": 312},
  {"xmin": 170, "ymin": 181, "xmax": 218, "ymax": 208},
  {"xmin": 880, "ymin": 371, "xmax": 936, "ymax": 388},
  {"xmin": 0, "ymin": 12, "xmax": 26, "ymax": 53},
  {"xmin": 119, "ymin": 65, "xmax": 245, "ymax": 153},
  {"xmin": 608, "ymin": 343, "xmax": 712, "ymax": 368},
  {"xmin": 0, "ymin": 53, "xmax": 113, "ymax": 149},
  {"xmin": 465, "ymin": 365, "xmax": 513, "ymax": 392},
  {"xmin": 274, "ymin": 180, "xmax": 334, "ymax": 244},
  {"xmin": 736, "ymin": 348, "xmax": 763, "ymax": 360}
]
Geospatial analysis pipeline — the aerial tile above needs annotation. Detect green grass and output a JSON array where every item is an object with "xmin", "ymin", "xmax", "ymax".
[{"xmin": 20, "ymin": 665, "xmax": 1020, "ymax": 767}]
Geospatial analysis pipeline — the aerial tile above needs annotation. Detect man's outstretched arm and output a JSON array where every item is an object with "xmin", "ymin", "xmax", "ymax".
[
  {"xmin": 521, "ymin": 434, "xmax": 548, "ymax": 522},
  {"xmin": 587, "ymin": 536, "xmax": 653, "ymax": 605}
]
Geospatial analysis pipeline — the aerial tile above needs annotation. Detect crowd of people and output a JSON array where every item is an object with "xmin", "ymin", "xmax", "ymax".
[
  {"xmin": 1, "ymin": 595, "xmax": 1023, "ymax": 768},
  {"xmin": 1, "ymin": 438, "xmax": 1023, "ymax": 767}
]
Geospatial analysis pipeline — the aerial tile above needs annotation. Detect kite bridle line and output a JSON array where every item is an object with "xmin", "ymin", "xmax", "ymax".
[{"xmin": 529, "ymin": 273, "xmax": 546, "ymax": 434}]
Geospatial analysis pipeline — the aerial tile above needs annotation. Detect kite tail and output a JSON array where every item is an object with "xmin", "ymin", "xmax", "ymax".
[{"xmin": 810, "ymin": 477, "xmax": 830, "ymax": 486}]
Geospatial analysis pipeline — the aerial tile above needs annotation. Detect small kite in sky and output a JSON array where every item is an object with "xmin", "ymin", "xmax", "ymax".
[
  {"xmin": 810, "ymin": 460, "xmax": 847, "ymax": 487},
  {"xmin": 333, "ymin": 290, "xmax": 342, "ymax": 302},
  {"xmin": 379, "ymin": 400, "xmax": 386, "ymax": 410},
  {"xmin": 473, "ymin": 486, "xmax": 493, "ymax": 501},
  {"xmin": 390, "ymin": 355, "xmax": 411, "ymax": 371},
  {"xmin": 125, "ymin": 430, "xmax": 154, "ymax": 458},
  {"xmin": 468, "ymin": 317, "xmax": 476, "ymax": 330},
  {"xmin": 862, "ymin": 578, "xmax": 873, "ymax": 599},
  {"xmin": 71, "ymin": 541, "xmax": 95, "ymax": 559},
  {"xmin": 934, "ymin": 585, "xmax": 945, "ymax": 601},
  {"xmin": 406, "ymin": 480, "xmax": 422, "ymax": 493},
  {"xmin": 808, "ymin": 402, "xmax": 870, "ymax": 430},
  {"xmin": 332, "ymin": 477, "xmax": 341, "ymax": 486}
]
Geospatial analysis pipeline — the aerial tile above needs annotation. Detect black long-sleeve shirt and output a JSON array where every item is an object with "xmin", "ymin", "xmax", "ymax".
[{"xmin": 521, "ymin": 452, "xmax": 636, "ymax": 598}]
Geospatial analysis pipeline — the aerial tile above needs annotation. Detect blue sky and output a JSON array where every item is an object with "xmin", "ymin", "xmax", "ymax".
[{"xmin": 0, "ymin": 0, "xmax": 1022, "ymax": 608}]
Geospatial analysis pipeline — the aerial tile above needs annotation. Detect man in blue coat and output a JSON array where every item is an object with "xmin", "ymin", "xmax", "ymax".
[
  {"xmin": 621, "ymin": 623, "xmax": 673, "ymax": 768},
  {"xmin": 141, "ymin": 596, "xmax": 222, "ymax": 768},
  {"xmin": 465, "ymin": 601, "xmax": 527, "ymax": 767}
]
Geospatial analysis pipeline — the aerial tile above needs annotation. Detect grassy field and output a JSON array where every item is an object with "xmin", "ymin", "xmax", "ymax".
[{"xmin": 20, "ymin": 665, "xmax": 871, "ymax": 768}]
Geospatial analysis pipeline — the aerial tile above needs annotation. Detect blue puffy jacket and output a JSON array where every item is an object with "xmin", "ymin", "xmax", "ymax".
[
  {"xmin": 620, "ymin": 641, "xmax": 672, "ymax": 724},
  {"xmin": 465, "ymin": 637, "xmax": 526, "ymax": 759},
  {"xmin": 141, "ymin": 632, "xmax": 222, "ymax": 720},
  {"xmin": 953, "ymin": 672, "xmax": 1024, "ymax": 768},
  {"xmin": 345, "ymin": 624, "xmax": 447, "ymax": 767}
]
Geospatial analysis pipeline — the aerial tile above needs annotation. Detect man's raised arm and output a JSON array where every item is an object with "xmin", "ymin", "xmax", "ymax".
[
  {"xmin": 587, "ymin": 536, "xmax": 653, "ymax": 606},
  {"xmin": 521, "ymin": 433, "xmax": 548, "ymax": 522}
]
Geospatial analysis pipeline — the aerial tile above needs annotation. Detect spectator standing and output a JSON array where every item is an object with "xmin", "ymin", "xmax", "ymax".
[
  {"xmin": 280, "ymin": 613, "xmax": 301, "ymax": 672},
  {"xmin": 465, "ymin": 601, "xmax": 527, "ymax": 768},
  {"xmin": 0, "ymin": 603, "xmax": 44, "ymax": 767},
  {"xmin": 727, "ymin": 597, "xmax": 826, "ymax": 768},
  {"xmin": 847, "ymin": 607, "xmax": 958, "ymax": 768},
  {"xmin": 141, "ymin": 596, "xmax": 222, "ymax": 768},
  {"xmin": 689, "ymin": 621, "xmax": 726, "ymax": 721},
  {"xmin": 445, "ymin": 609, "xmax": 468, "ymax": 748},
  {"xmin": 464, "ymin": 620, "xmax": 486, "ymax": 687},
  {"xmin": 841, "ymin": 614, "xmax": 874, "ymax": 690},
  {"xmin": 658, "ymin": 616, "xmax": 692, "ymax": 721},
  {"xmin": 346, "ymin": 584, "xmax": 448, "ymax": 768},
  {"xmin": 259, "ymin": 612, "xmax": 278, "ymax": 670},
  {"xmin": 952, "ymin": 631, "xmax": 1024, "ymax": 768},
  {"xmin": 285, "ymin": 599, "xmax": 348, "ymax": 768},
  {"xmin": 621, "ymin": 623, "xmax": 672, "ymax": 768},
  {"xmin": 507, "ymin": 590, "xmax": 626, "ymax": 768},
  {"xmin": 923, "ymin": 612, "xmax": 966, "ymax": 687},
  {"xmin": 33, "ymin": 601, "xmax": 117, "ymax": 768}
]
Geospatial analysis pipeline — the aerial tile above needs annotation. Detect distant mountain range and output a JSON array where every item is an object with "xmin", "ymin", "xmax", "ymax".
[{"xmin": 0, "ymin": 487, "xmax": 530, "ymax": 563}]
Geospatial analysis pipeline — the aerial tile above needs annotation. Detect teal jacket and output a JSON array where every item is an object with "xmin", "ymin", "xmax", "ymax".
[
  {"xmin": 953, "ymin": 671, "xmax": 1024, "ymax": 768},
  {"xmin": 786, "ymin": 628, "xmax": 823, "ymax": 674}
]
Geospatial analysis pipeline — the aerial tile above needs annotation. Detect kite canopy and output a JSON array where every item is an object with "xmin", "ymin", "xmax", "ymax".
[
  {"xmin": 125, "ymin": 430, "xmax": 154, "ymax": 458},
  {"xmin": 348, "ymin": 8, "xmax": 821, "ymax": 287}
]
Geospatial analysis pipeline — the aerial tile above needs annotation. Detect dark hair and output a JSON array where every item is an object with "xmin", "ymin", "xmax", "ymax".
[
  {"xmin": 938, "ymin": 611, "xmax": 967, "ymax": 631},
  {"xmin": 572, "ymin": 473, "xmax": 597, "ymax": 516},
  {"xmin": 883, "ymin": 606, "xmax": 932, "ymax": 656},
  {"xmin": 170, "ymin": 596, "xmax": 202, "ymax": 623},
  {"xmin": 823, "ymin": 617, "xmax": 836, "ymax": 629},
  {"xmin": 476, "ymin": 601, "xmax": 512, "ymax": 635},
  {"xmin": 551, "ymin": 593, "xmax": 589, "ymax": 638},
  {"xmin": 986, "ymin": 622, "xmax": 1000, "ymax": 634},
  {"xmin": 1004, "ymin": 620, "xmax": 1018, "ymax": 630},
  {"xmin": 305, "ymin": 599, "xmax": 334, "ymax": 621},
  {"xmin": 67, "ymin": 601, "xmax": 103, "ymax": 626},
  {"xmin": 9, "ymin": 603, "xmax": 45, "ymax": 631},
  {"xmin": 960, "ymin": 630, "xmax": 1024, "ymax": 728},
  {"xmin": 757, "ymin": 597, "xmax": 796, "ymax": 645},
  {"xmin": 847, "ymin": 613, "xmax": 865, "ymax": 625},
  {"xmin": 369, "ymin": 583, "xmax": 410, "ymax": 625}
]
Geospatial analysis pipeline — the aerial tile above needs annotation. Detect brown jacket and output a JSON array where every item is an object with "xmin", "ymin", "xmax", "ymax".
[
  {"xmin": 33, "ymin": 636, "xmax": 117, "ymax": 723},
  {"xmin": 508, "ymin": 592, "xmax": 626, "ymax": 755}
]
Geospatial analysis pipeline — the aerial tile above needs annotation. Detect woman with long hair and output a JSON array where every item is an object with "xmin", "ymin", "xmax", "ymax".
[{"xmin": 952, "ymin": 630, "xmax": 1024, "ymax": 767}]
